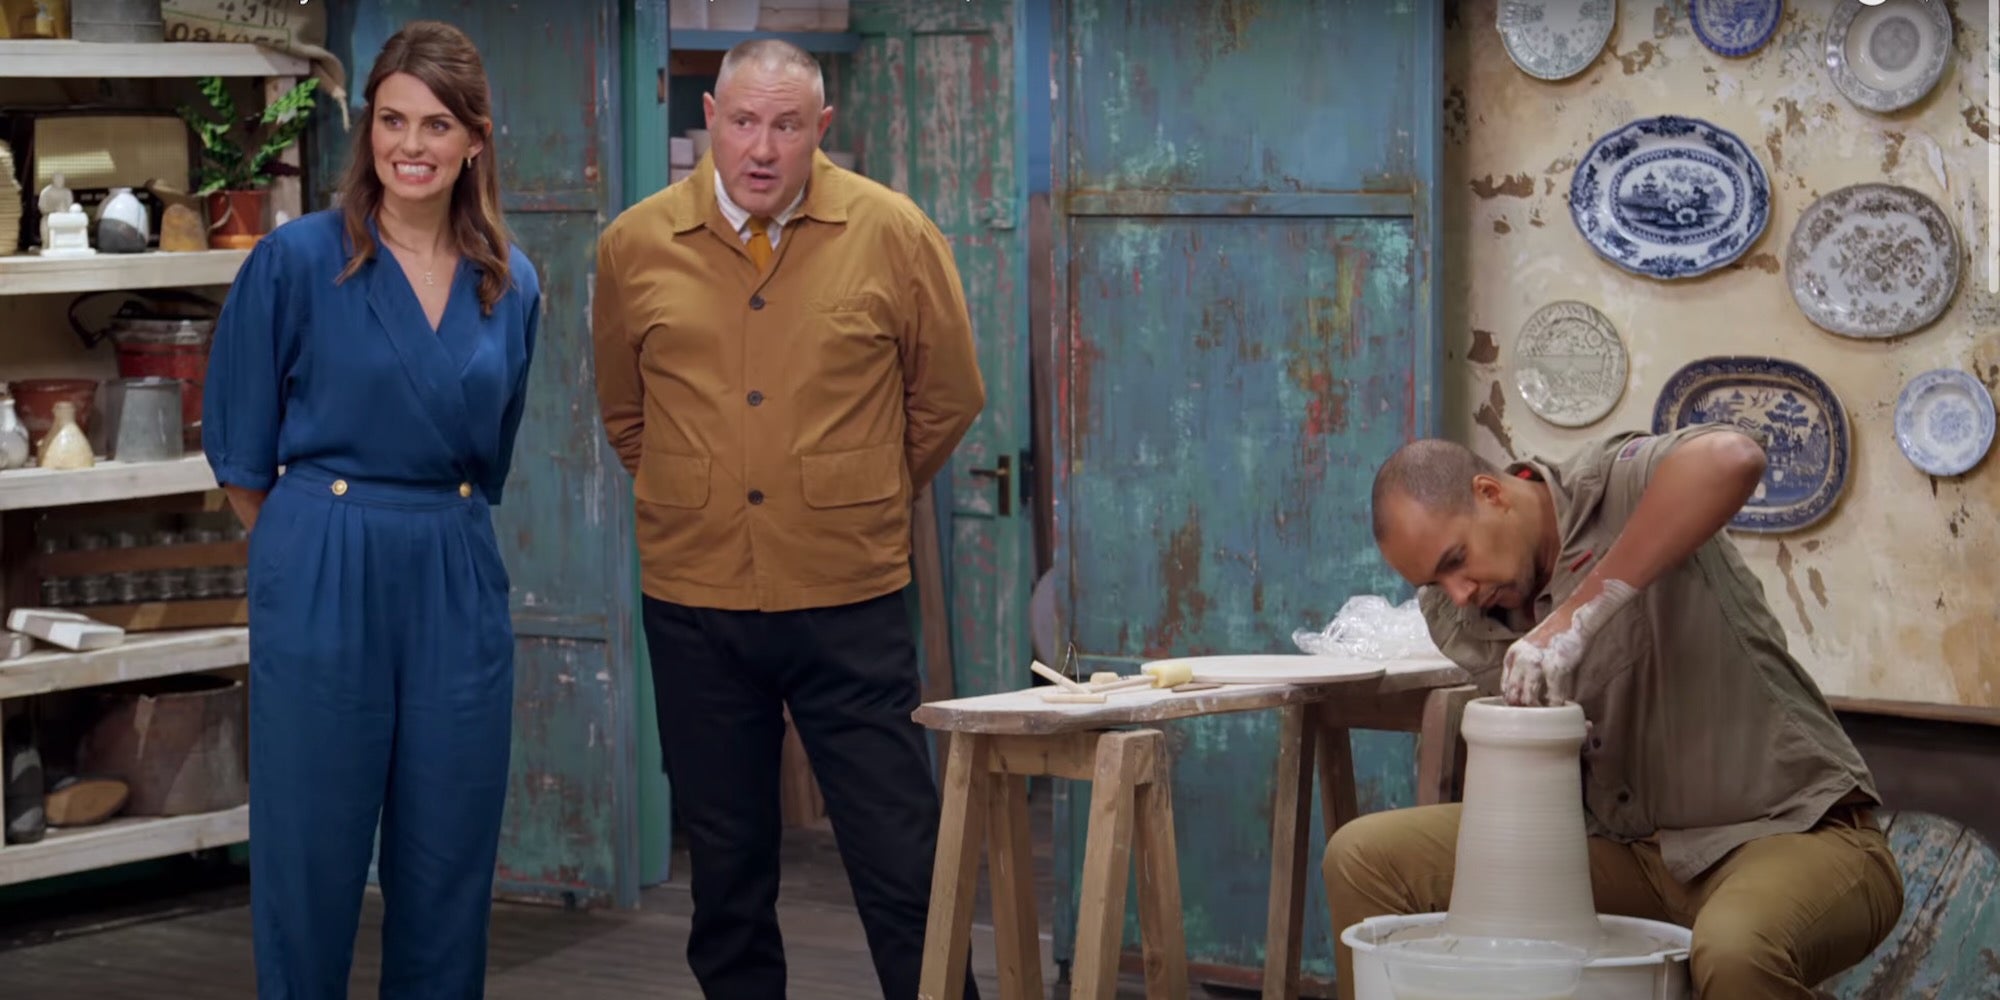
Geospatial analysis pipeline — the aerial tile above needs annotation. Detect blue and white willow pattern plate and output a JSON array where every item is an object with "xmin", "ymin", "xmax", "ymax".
[
  {"xmin": 1689, "ymin": 0, "xmax": 1783, "ymax": 58},
  {"xmin": 1570, "ymin": 115, "xmax": 1771, "ymax": 279},
  {"xmin": 1498, "ymin": 0, "xmax": 1615, "ymax": 81},
  {"xmin": 1894, "ymin": 369, "xmax": 1995, "ymax": 478},
  {"xmin": 1652, "ymin": 356, "xmax": 1850, "ymax": 532}
]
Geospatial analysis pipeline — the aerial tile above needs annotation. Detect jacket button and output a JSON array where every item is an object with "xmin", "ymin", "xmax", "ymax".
[
  {"xmin": 747, "ymin": 390, "xmax": 764, "ymax": 406},
  {"xmin": 330, "ymin": 479, "xmax": 348, "ymax": 496},
  {"xmin": 748, "ymin": 489, "xmax": 765, "ymax": 505},
  {"xmin": 749, "ymin": 295, "xmax": 765, "ymax": 310},
  {"xmin": 458, "ymin": 482, "xmax": 473, "ymax": 498}
]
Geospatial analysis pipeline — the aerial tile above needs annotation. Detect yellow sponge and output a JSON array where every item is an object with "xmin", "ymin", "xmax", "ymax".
[{"xmin": 1142, "ymin": 660, "xmax": 1194, "ymax": 688}]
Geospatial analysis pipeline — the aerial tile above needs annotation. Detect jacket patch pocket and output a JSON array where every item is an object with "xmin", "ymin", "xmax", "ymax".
[
  {"xmin": 801, "ymin": 442, "xmax": 903, "ymax": 509},
  {"xmin": 636, "ymin": 451, "xmax": 711, "ymax": 509}
]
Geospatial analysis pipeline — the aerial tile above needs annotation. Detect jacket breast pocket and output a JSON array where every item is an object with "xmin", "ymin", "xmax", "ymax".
[
  {"xmin": 801, "ymin": 442, "xmax": 903, "ymax": 509},
  {"xmin": 636, "ymin": 451, "xmax": 711, "ymax": 509}
]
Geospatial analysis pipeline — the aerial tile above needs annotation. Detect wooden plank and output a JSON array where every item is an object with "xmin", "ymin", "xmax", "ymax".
[
  {"xmin": 0, "ymin": 40, "xmax": 309, "ymax": 77},
  {"xmin": 0, "ymin": 250, "xmax": 248, "ymax": 296},
  {"xmin": 915, "ymin": 658, "xmax": 1465, "ymax": 735},
  {"xmin": 670, "ymin": 29, "xmax": 860, "ymax": 52},
  {"xmin": 911, "ymin": 483, "xmax": 955, "ymax": 707},
  {"xmin": 63, "ymin": 598, "xmax": 249, "ymax": 632},
  {"xmin": 34, "ymin": 540, "xmax": 247, "ymax": 577},
  {"xmin": 0, "ymin": 456, "xmax": 217, "ymax": 511},
  {"xmin": 1830, "ymin": 696, "xmax": 2000, "ymax": 729},
  {"xmin": 0, "ymin": 626, "xmax": 246, "ymax": 698},
  {"xmin": 0, "ymin": 805, "xmax": 249, "ymax": 886},
  {"xmin": 1063, "ymin": 191, "xmax": 1416, "ymax": 218}
]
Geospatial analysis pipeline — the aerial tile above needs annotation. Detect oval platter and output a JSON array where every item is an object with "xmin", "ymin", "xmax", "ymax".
[
  {"xmin": 1787, "ymin": 182, "xmax": 1959, "ymax": 339},
  {"xmin": 1498, "ymin": 0, "xmax": 1616, "ymax": 81},
  {"xmin": 1894, "ymin": 368, "xmax": 1996, "ymax": 477},
  {"xmin": 1651, "ymin": 356, "xmax": 1850, "ymax": 533},
  {"xmin": 1823, "ymin": 0, "xmax": 1952, "ymax": 114},
  {"xmin": 1570, "ymin": 115, "xmax": 1771, "ymax": 279},
  {"xmin": 1512, "ymin": 300, "xmax": 1628, "ymax": 428},
  {"xmin": 1690, "ymin": 0, "xmax": 1783, "ymax": 58}
]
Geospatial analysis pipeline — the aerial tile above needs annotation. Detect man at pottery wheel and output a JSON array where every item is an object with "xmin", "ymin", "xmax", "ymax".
[{"xmin": 1323, "ymin": 426, "xmax": 1904, "ymax": 999}]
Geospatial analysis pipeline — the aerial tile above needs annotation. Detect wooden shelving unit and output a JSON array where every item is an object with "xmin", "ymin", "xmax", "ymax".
[
  {"xmin": 0, "ymin": 455, "xmax": 217, "ymax": 511},
  {"xmin": 0, "ymin": 39, "xmax": 299, "ymax": 886},
  {"xmin": 0, "ymin": 40, "xmax": 307, "ymax": 78},
  {"xmin": 0, "ymin": 249, "xmax": 248, "ymax": 296}
]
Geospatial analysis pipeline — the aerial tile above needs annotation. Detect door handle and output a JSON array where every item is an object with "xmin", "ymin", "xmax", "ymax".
[{"xmin": 967, "ymin": 454, "xmax": 1012, "ymax": 517}]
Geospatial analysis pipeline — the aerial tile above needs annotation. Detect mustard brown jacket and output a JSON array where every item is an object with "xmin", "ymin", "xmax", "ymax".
[{"xmin": 591, "ymin": 150, "xmax": 985, "ymax": 611}]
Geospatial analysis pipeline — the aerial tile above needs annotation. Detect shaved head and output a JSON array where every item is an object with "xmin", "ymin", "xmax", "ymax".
[
  {"xmin": 716, "ymin": 38, "xmax": 825, "ymax": 108},
  {"xmin": 1371, "ymin": 439, "xmax": 1500, "ymax": 542}
]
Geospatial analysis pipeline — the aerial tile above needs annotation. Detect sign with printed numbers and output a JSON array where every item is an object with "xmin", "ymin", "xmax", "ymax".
[{"xmin": 161, "ymin": 0, "xmax": 326, "ymax": 48}]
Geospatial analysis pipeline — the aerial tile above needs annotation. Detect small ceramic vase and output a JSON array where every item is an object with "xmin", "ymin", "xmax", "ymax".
[
  {"xmin": 0, "ymin": 396, "xmax": 29, "ymax": 470},
  {"xmin": 39, "ymin": 401, "xmax": 95, "ymax": 470}
]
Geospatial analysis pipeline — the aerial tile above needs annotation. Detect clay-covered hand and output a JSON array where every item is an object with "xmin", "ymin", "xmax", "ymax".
[{"xmin": 1501, "ymin": 579, "xmax": 1639, "ymax": 706}]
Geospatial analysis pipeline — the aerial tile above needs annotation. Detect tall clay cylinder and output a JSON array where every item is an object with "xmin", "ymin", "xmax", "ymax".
[{"xmin": 1441, "ymin": 697, "xmax": 1603, "ymax": 951}]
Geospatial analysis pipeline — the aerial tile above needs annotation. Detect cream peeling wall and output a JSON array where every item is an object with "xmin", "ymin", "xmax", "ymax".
[{"xmin": 1441, "ymin": 0, "xmax": 1998, "ymax": 709}]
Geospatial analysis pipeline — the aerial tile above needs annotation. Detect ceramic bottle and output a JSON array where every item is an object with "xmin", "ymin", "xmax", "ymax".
[
  {"xmin": 39, "ymin": 401, "xmax": 94, "ymax": 470},
  {"xmin": 0, "ymin": 395, "xmax": 28, "ymax": 470}
]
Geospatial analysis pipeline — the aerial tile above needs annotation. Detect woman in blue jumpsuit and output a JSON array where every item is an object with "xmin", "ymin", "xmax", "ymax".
[{"xmin": 201, "ymin": 21, "xmax": 537, "ymax": 999}]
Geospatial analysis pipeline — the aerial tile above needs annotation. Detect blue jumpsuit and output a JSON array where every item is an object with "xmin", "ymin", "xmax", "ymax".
[{"xmin": 201, "ymin": 208, "xmax": 539, "ymax": 999}]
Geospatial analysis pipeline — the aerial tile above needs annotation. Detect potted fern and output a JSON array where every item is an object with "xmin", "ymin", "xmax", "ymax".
[{"xmin": 178, "ymin": 76, "xmax": 319, "ymax": 249}]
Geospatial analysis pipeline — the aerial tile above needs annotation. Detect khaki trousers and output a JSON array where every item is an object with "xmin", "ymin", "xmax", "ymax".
[{"xmin": 1321, "ymin": 803, "xmax": 1903, "ymax": 1000}]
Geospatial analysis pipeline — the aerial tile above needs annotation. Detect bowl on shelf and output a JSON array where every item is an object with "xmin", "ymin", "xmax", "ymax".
[{"xmin": 11, "ymin": 378, "xmax": 98, "ymax": 446}]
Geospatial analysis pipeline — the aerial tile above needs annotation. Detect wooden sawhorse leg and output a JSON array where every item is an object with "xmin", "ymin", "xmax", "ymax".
[
  {"xmin": 1260, "ymin": 684, "xmax": 1478, "ymax": 999},
  {"xmin": 918, "ymin": 728, "xmax": 1190, "ymax": 1000}
]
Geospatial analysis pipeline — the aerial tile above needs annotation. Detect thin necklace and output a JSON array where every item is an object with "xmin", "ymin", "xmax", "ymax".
[{"xmin": 381, "ymin": 227, "xmax": 448, "ymax": 286}]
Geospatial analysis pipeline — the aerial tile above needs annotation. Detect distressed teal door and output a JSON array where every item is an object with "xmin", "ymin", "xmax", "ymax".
[
  {"xmin": 319, "ymin": 0, "xmax": 644, "ymax": 909},
  {"xmin": 833, "ymin": 0, "xmax": 1033, "ymax": 702},
  {"xmin": 1048, "ymin": 0, "xmax": 1443, "ymax": 986}
]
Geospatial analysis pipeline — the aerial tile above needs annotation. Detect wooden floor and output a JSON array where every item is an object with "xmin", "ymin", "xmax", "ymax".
[{"xmin": 0, "ymin": 783, "xmax": 1155, "ymax": 998}]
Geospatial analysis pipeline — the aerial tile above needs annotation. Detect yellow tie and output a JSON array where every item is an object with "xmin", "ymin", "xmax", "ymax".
[{"xmin": 745, "ymin": 216, "xmax": 774, "ymax": 272}]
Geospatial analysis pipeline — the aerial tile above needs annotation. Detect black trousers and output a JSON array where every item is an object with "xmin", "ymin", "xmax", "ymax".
[{"xmin": 644, "ymin": 590, "xmax": 977, "ymax": 1000}]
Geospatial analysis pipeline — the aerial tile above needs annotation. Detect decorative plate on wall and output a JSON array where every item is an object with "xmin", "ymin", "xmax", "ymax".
[
  {"xmin": 1570, "ymin": 115, "xmax": 1771, "ymax": 279},
  {"xmin": 1651, "ymin": 356, "xmax": 1850, "ymax": 533},
  {"xmin": 1823, "ymin": 0, "xmax": 1951, "ymax": 113},
  {"xmin": 1498, "ymin": 0, "xmax": 1616, "ymax": 81},
  {"xmin": 1689, "ymin": 0, "xmax": 1784, "ymax": 58},
  {"xmin": 1512, "ymin": 300, "xmax": 1628, "ymax": 428},
  {"xmin": 1893, "ymin": 368, "xmax": 1995, "ymax": 477},
  {"xmin": 1786, "ymin": 183, "xmax": 1959, "ymax": 339}
]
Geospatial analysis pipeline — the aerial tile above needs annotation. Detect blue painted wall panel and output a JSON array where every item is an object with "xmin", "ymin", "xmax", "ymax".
[{"xmin": 1048, "ymin": 0, "xmax": 1443, "ymax": 983}]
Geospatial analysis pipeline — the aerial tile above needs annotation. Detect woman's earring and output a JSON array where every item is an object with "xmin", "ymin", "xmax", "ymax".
[{"xmin": 465, "ymin": 155, "xmax": 474, "ymax": 170}]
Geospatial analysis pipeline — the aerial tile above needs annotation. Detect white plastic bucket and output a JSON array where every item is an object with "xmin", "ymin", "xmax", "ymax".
[{"xmin": 1342, "ymin": 913, "xmax": 1692, "ymax": 1000}]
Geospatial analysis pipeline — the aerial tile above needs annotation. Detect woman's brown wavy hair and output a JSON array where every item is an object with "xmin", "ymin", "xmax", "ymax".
[{"xmin": 335, "ymin": 20, "xmax": 512, "ymax": 315}]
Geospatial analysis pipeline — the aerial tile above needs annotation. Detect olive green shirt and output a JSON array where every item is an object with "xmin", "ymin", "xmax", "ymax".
[{"xmin": 1420, "ymin": 426, "xmax": 1878, "ymax": 882}]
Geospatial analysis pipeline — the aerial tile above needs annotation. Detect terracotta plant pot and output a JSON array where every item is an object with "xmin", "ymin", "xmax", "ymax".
[{"xmin": 205, "ymin": 189, "xmax": 267, "ymax": 250}]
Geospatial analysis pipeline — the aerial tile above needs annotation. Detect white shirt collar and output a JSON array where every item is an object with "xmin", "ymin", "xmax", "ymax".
[{"xmin": 714, "ymin": 169, "xmax": 806, "ymax": 246}]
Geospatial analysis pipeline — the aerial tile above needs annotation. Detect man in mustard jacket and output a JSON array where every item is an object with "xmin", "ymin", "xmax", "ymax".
[{"xmin": 590, "ymin": 39, "xmax": 985, "ymax": 1000}]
